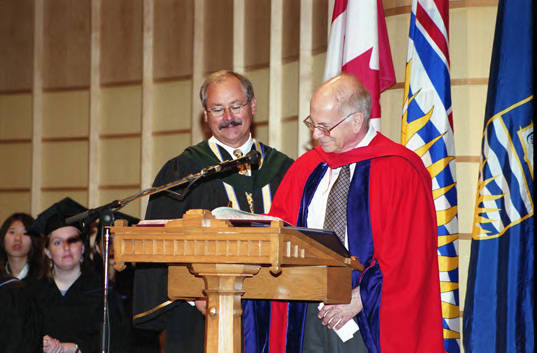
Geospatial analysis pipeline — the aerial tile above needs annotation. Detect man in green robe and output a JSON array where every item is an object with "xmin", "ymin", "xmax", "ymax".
[{"xmin": 133, "ymin": 70, "xmax": 293, "ymax": 353}]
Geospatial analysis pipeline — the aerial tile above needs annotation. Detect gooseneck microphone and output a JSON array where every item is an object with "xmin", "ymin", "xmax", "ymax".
[
  {"xmin": 65, "ymin": 150, "xmax": 262, "ymax": 226},
  {"xmin": 200, "ymin": 149, "xmax": 261, "ymax": 175}
]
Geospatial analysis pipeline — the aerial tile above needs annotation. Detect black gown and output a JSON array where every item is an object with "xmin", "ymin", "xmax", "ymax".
[
  {"xmin": 133, "ymin": 140, "xmax": 293, "ymax": 353},
  {"xmin": 0, "ymin": 275, "xmax": 41, "ymax": 353},
  {"xmin": 30, "ymin": 272, "xmax": 131, "ymax": 353}
]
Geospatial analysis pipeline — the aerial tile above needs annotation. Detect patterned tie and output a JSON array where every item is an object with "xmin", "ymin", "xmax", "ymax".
[{"xmin": 323, "ymin": 164, "xmax": 351, "ymax": 244}]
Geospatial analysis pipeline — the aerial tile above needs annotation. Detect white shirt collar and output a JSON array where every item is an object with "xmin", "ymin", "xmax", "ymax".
[
  {"xmin": 5, "ymin": 262, "xmax": 29, "ymax": 280},
  {"xmin": 355, "ymin": 123, "xmax": 377, "ymax": 148},
  {"xmin": 209, "ymin": 134, "xmax": 254, "ymax": 159}
]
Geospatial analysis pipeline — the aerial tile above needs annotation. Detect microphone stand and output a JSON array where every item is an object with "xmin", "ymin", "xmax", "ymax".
[
  {"xmin": 99, "ymin": 209, "xmax": 114, "ymax": 353},
  {"xmin": 64, "ymin": 150, "xmax": 260, "ymax": 353}
]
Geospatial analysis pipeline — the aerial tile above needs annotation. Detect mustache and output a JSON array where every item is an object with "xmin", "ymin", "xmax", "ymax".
[{"xmin": 219, "ymin": 120, "xmax": 242, "ymax": 129}]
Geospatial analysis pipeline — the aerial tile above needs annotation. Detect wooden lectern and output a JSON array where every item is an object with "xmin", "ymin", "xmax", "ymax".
[{"xmin": 111, "ymin": 209, "xmax": 362, "ymax": 353}]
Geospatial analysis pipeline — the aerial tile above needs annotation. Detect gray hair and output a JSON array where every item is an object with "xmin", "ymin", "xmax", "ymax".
[
  {"xmin": 199, "ymin": 70, "xmax": 255, "ymax": 109},
  {"xmin": 334, "ymin": 79, "xmax": 371, "ymax": 120}
]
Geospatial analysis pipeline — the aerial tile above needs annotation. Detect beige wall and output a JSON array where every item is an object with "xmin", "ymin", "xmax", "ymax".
[{"xmin": 0, "ymin": 0, "xmax": 498, "ymax": 345}]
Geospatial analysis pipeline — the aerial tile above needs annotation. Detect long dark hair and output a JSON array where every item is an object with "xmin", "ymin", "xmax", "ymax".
[{"xmin": 0, "ymin": 213, "xmax": 45, "ymax": 280}]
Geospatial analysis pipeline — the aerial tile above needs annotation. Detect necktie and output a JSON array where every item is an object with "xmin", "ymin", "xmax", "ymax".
[{"xmin": 323, "ymin": 164, "xmax": 351, "ymax": 244}]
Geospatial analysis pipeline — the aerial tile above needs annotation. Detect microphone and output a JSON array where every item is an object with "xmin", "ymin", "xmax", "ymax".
[
  {"xmin": 201, "ymin": 149, "xmax": 261, "ymax": 175},
  {"xmin": 65, "ymin": 200, "xmax": 121, "ymax": 226}
]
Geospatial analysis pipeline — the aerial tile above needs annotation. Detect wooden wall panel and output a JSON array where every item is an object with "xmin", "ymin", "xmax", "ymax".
[
  {"xmin": 41, "ymin": 191, "xmax": 88, "ymax": 213},
  {"xmin": 281, "ymin": 119, "xmax": 299, "ymax": 159},
  {"xmin": 0, "ymin": 193, "xmax": 31, "ymax": 223},
  {"xmin": 450, "ymin": 7, "xmax": 497, "ymax": 79},
  {"xmin": 42, "ymin": 90, "xmax": 89, "ymax": 138},
  {"xmin": 282, "ymin": 0, "xmax": 300, "ymax": 60},
  {"xmin": 204, "ymin": 0, "xmax": 234, "ymax": 73},
  {"xmin": 311, "ymin": 53, "xmax": 326, "ymax": 94},
  {"xmin": 99, "ymin": 138, "xmax": 140, "ymax": 185},
  {"xmin": 382, "ymin": 0, "xmax": 411, "ymax": 10},
  {"xmin": 154, "ymin": 0, "xmax": 194, "ymax": 80},
  {"xmin": 385, "ymin": 13, "xmax": 410, "ymax": 83},
  {"xmin": 456, "ymin": 162, "xmax": 480, "ymax": 234},
  {"xmin": 0, "ymin": 143, "xmax": 32, "ymax": 188},
  {"xmin": 244, "ymin": 0, "xmax": 270, "ymax": 69},
  {"xmin": 42, "ymin": 141, "xmax": 88, "ymax": 187},
  {"xmin": 153, "ymin": 80, "xmax": 192, "ymax": 132},
  {"xmin": 43, "ymin": 0, "xmax": 90, "ymax": 89},
  {"xmin": 246, "ymin": 68, "xmax": 269, "ymax": 124},
  {"xmin": 312, "ymin": 0, "xmax": 328, "ymax": 53},
  {"xmin": 254, "ymin": 125, "xmax": 269, "ymax": 146},
  {"xmin": 379, "ymin": 88, "xmax": 403, "ymax": 143},
  {"xmin": 99, "ymin": 188, "xmax": 140, "ymax": 216},
  {"xmin": 281, "ymin": 61, "xmax": 299, "ymax": 119},
  {"xmin": 458, "ymin": 231, "xmax": 472, "ymax": 312},
  {"xmin": 0, "ymin": 94, "xmax": 33, "ymax": 139},
  {"xmin": 152, "ymin": 133, "xmax": 191, "ymax": 180},
  {"xmin": 100, "ymin": 86, "xmax": 142, "ymax": 134},
  {"xmin": 0, "ymin": 0, "xmax": 34, "ymax": 92},
  {"xmin": 101, "ymin": 0, "xmax": 142, "ymax": 84},
  {"xmin": 452, "ymin": 84, "xmax": 488, "ymax": 156}
]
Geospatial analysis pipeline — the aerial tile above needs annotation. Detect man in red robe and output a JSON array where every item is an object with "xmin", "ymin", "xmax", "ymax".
[{"xmin": 268, "ymin": 74, "xmax": 444, "ymax": 353}]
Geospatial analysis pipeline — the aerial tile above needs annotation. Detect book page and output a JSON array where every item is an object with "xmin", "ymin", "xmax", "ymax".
[{"xmin": 211, "ymin": 207, "xmax": 282, "ymax": 221}]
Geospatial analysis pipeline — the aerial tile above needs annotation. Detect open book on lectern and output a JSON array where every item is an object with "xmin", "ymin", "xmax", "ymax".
[{"xmin": 212, "ymin": 207, "xmax": 350, "ymax": 258}]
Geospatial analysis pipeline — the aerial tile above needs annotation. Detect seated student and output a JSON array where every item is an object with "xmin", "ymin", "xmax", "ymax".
[
  {"xmin": 0, "ymin": 213, "xmax": 44, "ymax": 281},
  {"xmin": 0, "ymin": 273, "xmax": 41, "ymax": 353},
  {"xmin": 28, "ymin": 198, "xmax": 131, "ymax": 353}
]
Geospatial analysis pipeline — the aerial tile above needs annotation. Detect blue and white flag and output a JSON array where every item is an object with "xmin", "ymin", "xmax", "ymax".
[
  {"xmin": 463, "ymin": 0, "xmax": 534, "ymax": 352},
  {"xmin": 401, "ymin": 0, "xmax": 460, "ymax": 351}
]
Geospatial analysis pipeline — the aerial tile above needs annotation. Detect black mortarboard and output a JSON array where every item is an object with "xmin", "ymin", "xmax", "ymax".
[{"xmin": 28, "ymin": 197, "xmax": 88, "ymax": 237}]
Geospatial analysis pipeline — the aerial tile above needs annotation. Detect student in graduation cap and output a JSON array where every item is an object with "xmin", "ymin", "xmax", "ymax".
[{"xmin": 28, "ymin": 197, "xmax": 131, "ymax": 353}]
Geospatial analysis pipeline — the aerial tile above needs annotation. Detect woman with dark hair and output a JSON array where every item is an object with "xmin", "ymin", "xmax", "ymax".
[
  {"xmin": 0, "ymin": 212, "xmax": 44, "ymax": 281},
  {"xmin": 29, "ymin": 198, "xmax": 131, "ymax": 353}
]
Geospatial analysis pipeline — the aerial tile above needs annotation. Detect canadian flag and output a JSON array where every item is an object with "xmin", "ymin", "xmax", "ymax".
[{"xmin": 324, "ymin": 0, "xmax": 396, "ymax": 130}]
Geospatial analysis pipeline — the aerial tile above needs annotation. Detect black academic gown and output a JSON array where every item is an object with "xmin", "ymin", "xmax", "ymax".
[
  {"xmin": 0, "ymin": 275, "xmax": 41, "ymax": 353},
  {"xmin": 91, "ymin": 253, "xmax": 160, "ymax": 353},
  {"xmin": 133, "ymin": 140, "xmax": 293, "ymax": 353},
  {"xmin": 30, "ymin": 272, "xmax": 131, "ymax": 353}
]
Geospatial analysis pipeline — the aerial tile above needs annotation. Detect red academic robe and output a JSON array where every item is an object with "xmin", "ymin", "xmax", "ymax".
[{"xmin": 268, "ymin": 133, "xmax": 444, "ymax": 353}]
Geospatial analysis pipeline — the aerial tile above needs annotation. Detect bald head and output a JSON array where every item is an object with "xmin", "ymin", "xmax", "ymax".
[
  {"xmin": 312, "ymin": 73, "xmax": 371, "ymax": 118},
  {"xmin": 308, "ymin": 74, "xmax": 372, "ymax": 153}
]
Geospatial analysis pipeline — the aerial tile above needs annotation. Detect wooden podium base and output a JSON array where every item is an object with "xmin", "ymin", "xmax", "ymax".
[{"xmin": 190, "ymin": 264, "xmax": 261, "ymax": 353}]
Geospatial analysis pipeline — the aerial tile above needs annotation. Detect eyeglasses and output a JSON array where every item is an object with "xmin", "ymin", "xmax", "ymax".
[
  {"xmin": 206, "ymin": 102, "xmax": 249, "ymax": 117},
  {"xmin": 303, "ymin": 111, "xmax": 358, "ymax": 136}
]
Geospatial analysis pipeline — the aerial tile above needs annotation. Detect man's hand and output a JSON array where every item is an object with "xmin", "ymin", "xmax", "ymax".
[
  {"xmin": 195, "ymin": 298, "xmax": 207, "ymax": 315},
  {"xmin": 317, "ymin": 286, "xmax": 363, "ymax": 330}
]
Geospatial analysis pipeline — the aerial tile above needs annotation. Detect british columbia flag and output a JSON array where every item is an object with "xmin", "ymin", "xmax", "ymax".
[{"xmin": 401, "ymin": 0, "xmax": 460, "ymax": 352}]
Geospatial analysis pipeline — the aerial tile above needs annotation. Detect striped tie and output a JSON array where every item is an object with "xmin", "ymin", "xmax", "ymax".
[{"xmin": 323, "ymin": 164, "xmax": 351, "ymax": 244}]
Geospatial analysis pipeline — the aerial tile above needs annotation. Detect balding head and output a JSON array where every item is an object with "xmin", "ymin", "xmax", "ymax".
[
  {"xmin": 308, "ymin": 74, "xmax": 372, "ymax": 153},
  {"xmin": 312, "ymin": 74, "xmax": 371, "ymax": 118}
]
